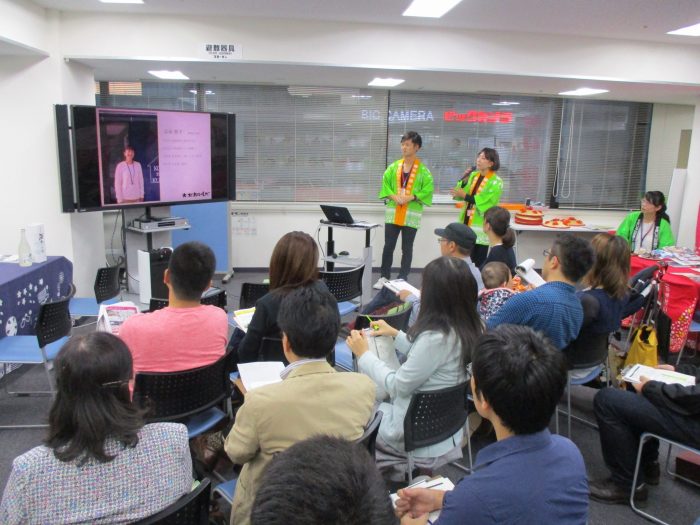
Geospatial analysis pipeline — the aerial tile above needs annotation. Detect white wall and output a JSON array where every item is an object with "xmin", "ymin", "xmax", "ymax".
[
  {"xmin": 58, "ymin": 12, "xmax": 700, "ymax": 87},
  {"xmin": 677, "ymin": 101, "xmax": 700, "ymax": 250},
  {"xmin": 0, "ymin": 2, "xmax": 104, "ymax": 294},
  {"xmin": 646, "ymin": 104, "xmax": 694, "ymax": 194}
]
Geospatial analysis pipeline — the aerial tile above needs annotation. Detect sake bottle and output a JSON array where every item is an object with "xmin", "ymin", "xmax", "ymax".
[{"xmin": 18, "ymin": 228, "xmax": 32, "ymax": 267}]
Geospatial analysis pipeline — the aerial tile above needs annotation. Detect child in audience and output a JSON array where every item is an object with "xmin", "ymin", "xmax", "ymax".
[{"xmin": 477, "ymin": 261, "xmax": 514, "ymax": 321}]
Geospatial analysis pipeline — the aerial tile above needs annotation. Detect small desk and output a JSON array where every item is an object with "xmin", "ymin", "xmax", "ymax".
[
  {"xmin": 319, "ymin": 221, "xmax": 380, "ymax": 305},
  {"xmin": 0, "ymin": 256, "xmax": 73, "ymax": 339}
]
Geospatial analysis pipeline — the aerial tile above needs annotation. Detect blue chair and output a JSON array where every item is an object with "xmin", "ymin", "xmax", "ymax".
[
  {"xmin": 133, "ymin": 350, "xmax": 235, "ymax": 438},
  {"xmin": 320, "ymin": 266, "xmax": 364, "ymax": 316},
  {"xmin": 135, "ymin": 478, "xmax": 211, "ymax": 525},
  {"xmin": 0, "ymin": 294, "xmax": 72, "ymax": 429},
  {"xmin": 69, "ymin": 266, "xmax": 121, "ymax": 318}
]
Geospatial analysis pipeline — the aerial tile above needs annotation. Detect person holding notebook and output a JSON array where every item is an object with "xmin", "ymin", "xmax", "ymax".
[{"xmin": 375, "ymin": 131, "xmax": 434, "ymax": 290}]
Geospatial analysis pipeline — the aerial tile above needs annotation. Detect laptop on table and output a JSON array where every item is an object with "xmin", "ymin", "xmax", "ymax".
[{"xmin": 320, "ymin": 205, "xmax": 359, "ymax": 225}]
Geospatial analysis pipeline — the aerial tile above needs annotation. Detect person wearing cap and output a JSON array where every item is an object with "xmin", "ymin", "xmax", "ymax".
[{"xmin": 360, "ymin": 223, "xmax": 483, "ymax": 326}]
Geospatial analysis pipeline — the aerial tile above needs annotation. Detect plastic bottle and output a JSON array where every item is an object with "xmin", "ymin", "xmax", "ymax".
[{"xmin": 18, "ymin": 228, "xmax": 32, "ymax": 267}]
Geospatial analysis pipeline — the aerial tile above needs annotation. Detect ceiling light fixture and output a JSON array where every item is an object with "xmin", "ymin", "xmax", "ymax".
[
  {"xmin": 492, "ymin": 101, "xmax": 520, "ymax": 106},
  {"xmin": 99, "ymin": 0, "xmax": 144, "ymax": 4},
  {"xmin": 148, "ymin": 70, "xmax": 189, "ymax": 80},
  {"xmin": 368, "ymin": 77, "xmax": 405, "ymax": 87},
  {"xmin": 667, "ymin": 22, "xmax": 700, "ymax": 36},
  {"xmin": 558, "ymin": 87, "xmax": 609, "ymax": 96},
  {"xmin": 403, "ymin": 0, "xmax": 462, "ymax": 18}
]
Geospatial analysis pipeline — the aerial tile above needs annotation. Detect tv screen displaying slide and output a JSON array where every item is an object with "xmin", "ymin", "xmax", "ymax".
[{"xmin": 71, "ymin": 106, "xmax": 232, "ymax": 211}]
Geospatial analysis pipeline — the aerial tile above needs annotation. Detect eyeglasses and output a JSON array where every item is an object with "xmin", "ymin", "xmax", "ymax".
[
  {"xmin": 437, "ymin": 238, "xmax": 449, "ymax": 244},
  {"xmin": 542, "ymin": 249, "xmax": 551, "ymax": 258},
  {"xmin": 101, "ymin": 379, "xmax": 130, "ymax": 389}
]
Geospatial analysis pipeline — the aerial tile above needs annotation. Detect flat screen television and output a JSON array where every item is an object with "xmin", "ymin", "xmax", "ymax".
[{"xmin": 57, "ymin": 105, "xmax": 235, "ymax": 212}]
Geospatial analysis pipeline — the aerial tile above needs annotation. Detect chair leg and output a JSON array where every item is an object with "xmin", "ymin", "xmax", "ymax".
[{"xmin": 630, "ymin": 433, "xmax": 668, "ymax": 525}]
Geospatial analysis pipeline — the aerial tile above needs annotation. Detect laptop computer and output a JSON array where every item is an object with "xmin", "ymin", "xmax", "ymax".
[{"xmin": 320, "ymin": 204, "xmax": 358, "ymax": 225}]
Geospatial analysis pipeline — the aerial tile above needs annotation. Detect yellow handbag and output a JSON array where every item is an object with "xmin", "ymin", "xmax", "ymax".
[{"xmin": 624, "ymin": 324, "xmax": 659, "ymax": 368}]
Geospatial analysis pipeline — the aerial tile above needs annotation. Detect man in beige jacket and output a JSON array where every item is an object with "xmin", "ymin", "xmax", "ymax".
[{"xmin": 224, "ymin": 285, "xmax": 376, "ymax": 525}]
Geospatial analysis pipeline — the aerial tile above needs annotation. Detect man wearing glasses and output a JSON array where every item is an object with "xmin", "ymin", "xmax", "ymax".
[{"xmin": 486, "ymin": 234, "xmax": 594, "ymax": 350}]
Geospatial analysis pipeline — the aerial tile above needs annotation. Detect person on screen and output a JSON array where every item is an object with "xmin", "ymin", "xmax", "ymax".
[{"xmin": 114, "ymin": 145, "xmax": 145, "ymax": 204}]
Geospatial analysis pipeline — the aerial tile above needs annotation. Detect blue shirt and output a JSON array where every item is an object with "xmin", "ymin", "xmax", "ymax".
[
  {"xmin": 436, "ymin": 430, "xmax": 588, "ymax": 525},
  {"xmin": 486, "ymin": 281, "xmax": 583, "ymax": 349}
]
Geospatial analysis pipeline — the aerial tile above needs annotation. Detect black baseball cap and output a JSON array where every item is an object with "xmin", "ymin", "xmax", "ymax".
[{"xmin": 434, "ymin": 223, "xmax": 477, "ymax": 251}]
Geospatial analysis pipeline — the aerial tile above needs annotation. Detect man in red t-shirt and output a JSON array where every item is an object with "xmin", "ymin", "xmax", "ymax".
[{"xmin": 120, "ymin": 242, "xmax": 228, "ymax": 384}]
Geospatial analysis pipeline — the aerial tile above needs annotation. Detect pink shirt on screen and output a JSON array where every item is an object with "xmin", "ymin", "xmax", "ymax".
[{"xmin": 119, "ymin": 305, "xmax": 228, "ymax": 386}]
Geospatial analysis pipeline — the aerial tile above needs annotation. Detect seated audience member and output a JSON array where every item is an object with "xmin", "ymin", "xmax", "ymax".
[
  {"xmin": 251, "ymin": 435, "xmax": 397, "ymax": 525},
  {"xmin": 119, "ymin": 241, "xmax": 228, "ymax": 379},
  {"xmin": 572, "ymin": 233, "xmax": 643, "ymax": 378},
  {"xmin": 481, "ymin": 206, "xmax": 516, "ymax": 273},
  {"xmin": 487, "ymin": 234, "xmax": 594, "ymax": 350},
  {"xmin": 590, "ymin": 363, "xmax": 700, "ymax": 504},
  {"xmin": 235, "ymin": 231, "xmax": 325, "ymax": 364},
  {"xmin": 347, "ymin": 256, "xmax": 483, "ymax": 480},
  {"xmin": 616, "ymin": 190, "xmax": 675, "ymax": 252},
  {"xmin": 477, "ymin": 261, "xmax": 514, "ymax": 321},
  {"xmin": 0, "ymin": 333, "xmax": 192, "ymax": 524},
  {"xmin": 361, "ymin": 222, "xmax": 484, "ymax": 325},
  {"xmin": 224, "ymin": 285, "xmax": 376, "ymax": 525},
  {"xmin": 395, "ymin": 325, "xmax": 589, "ymax": 525}
]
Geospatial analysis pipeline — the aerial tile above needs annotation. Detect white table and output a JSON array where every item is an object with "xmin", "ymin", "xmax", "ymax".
[{"xmin": 512, "ymin": 223, "xmax": 614, "ymax": 262}]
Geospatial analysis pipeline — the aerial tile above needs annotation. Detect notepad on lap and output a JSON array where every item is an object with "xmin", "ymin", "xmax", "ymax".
[
  {"xmin": 232, "ymin": 307, "xmax": 256, "ymax": 332},
  {"xmin": 384, "ymin": 279, "xmax": 421, "ymax": 298},
  {"xmin": 622, "ymin": 364, "xmax": 696, "ymax": 387},
  {"xmin": 237, "ymin": 361, "xmax": 285, "ymax": 391}
]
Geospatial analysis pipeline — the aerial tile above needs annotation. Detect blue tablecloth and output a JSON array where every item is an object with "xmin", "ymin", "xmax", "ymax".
[{"xmin": 0, "ymin": 256, "xmax": 73, "ymax": 339}]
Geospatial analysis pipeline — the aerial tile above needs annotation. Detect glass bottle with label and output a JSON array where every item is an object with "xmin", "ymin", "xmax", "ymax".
[{"xmin": 18, "ymin": 228, "xmax": 32, "ymax": 267}]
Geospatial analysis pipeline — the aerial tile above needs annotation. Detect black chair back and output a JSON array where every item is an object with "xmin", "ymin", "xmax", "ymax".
[
  {"xmin": 94, "ymin": 266, "xmax": 121, "ymax": 304},
  {"xmin": 201, "ymin": 287, "xmax": 227, "ymax": 310},
  {"xmin": 260, "ymin": 337, "xmax": 286, "ymax": 364},
  {"xmin": 563, "ymin": 332, "xmax": 610, "ymax": 370},
  {"xmin": 134, "ymin": 478, "xmax": 211, "ymax": 525},
  {"xmin": 320, "ymin": 266, "xmax": 364, "ymax": 303},
  {"xmin": 356, "ymin": 410, "xmax": 383, "ymax": 459},
  {"xmin": 35, "ymin": 295, "xmax": 72, "ymax": 348},
  {"xmin": 133, "ymin": 350, "xmax": 235, "ymax": 423},
  {"xmin": 240, "ymin": 282, "xmax": 270, "ymax": 309},
  {"xmin": 355, "ymin": 306, "xmax": 412, "ymax": 333},
  {"xmin": 149, "ymin": 298, "xmax": 169, "ymax": 312},
  {"xmin": 258, "ymin": 336, "xmax": 335, "ymax": 368},
  {"xmin": 404, "ymin": 382, "xmax": 470, "ymax": 453}
]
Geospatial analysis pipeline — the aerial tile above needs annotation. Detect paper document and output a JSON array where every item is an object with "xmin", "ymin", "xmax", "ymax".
[
  {"xmin": 232, "ymin": 307, "xmax": 255, "ymax": 332},
  {"xmin": 515, "ymin": 258, "xmax": 545, "ymax": 288},
  {"xmin": 622, "ymin": 364, "xmax": 696, "ymax": 387},
  {"xmin": 390, "ymin": 476, "xmax": 455, "ymax": 522},
  {"xmin": 97, "ymin": 301, "xmax": 139, "ymax": 335},
  {"xmin": 384, "ymin": 279, "xmax": 421, "ymax": 298},
  {"xmin": 237, "ymin": 361, "xmax": 285, "ymax": 391}
]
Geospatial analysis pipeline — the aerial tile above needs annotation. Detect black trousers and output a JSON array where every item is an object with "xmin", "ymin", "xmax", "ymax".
[
  {"xmin": 593, "ymin": 387, "xmax": 700, "ymax": 488},
  {"xmin": 381, "ymin": 224, "xmax": 417, "ymax": 280}
]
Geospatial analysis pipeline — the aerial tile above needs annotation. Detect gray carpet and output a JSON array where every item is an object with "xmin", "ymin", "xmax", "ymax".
[{"xmin": 1, "ymin": 269, "xmax": 699, "ymax": 523}]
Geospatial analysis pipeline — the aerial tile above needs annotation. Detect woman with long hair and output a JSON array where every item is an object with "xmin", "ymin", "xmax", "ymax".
[
  {"xmin": 0, "ymin": 333, "xmax": 192, "ymax": 524},
  {"xmin": 347, "ymin": 256, "xmax": 483, "ymax": 479},
  {"xmin": 481, "ymin": 205, "xmax": 516, "ymax": 273},
  {"xmin": 450, "ymin": 147, "xmax": 504, "ymax": 267},
  {"xmin": 572, "ymin": 233, "xmax": 643, "ymax": 378},
  {"xmin": 616, "ymin": 190, "xmax": 675, "ymax": 252},
  {"xmin": 236, "ymin": 231, "xmax": 321, "ymax": 363}
]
